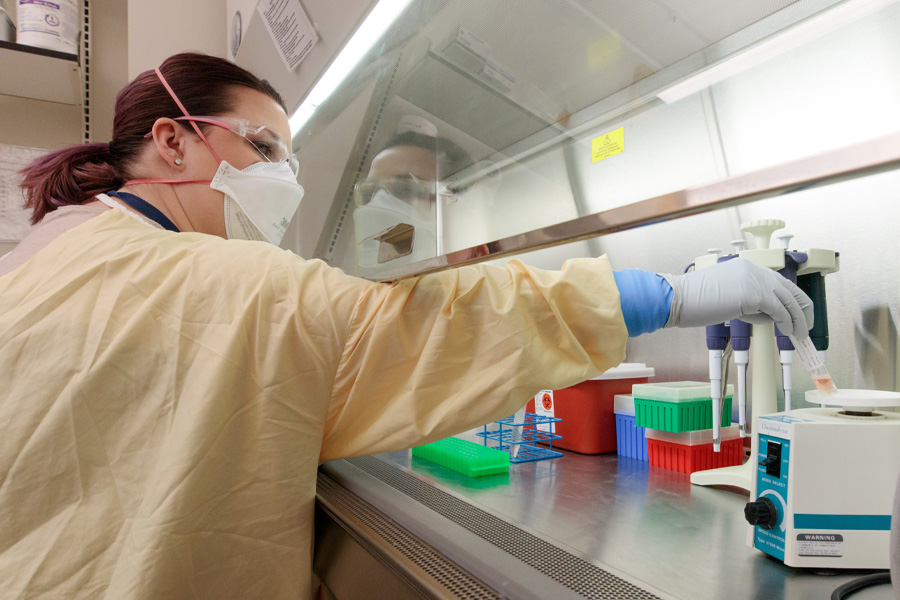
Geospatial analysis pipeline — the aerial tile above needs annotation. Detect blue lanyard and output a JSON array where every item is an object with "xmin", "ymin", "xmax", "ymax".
[{"xmin": 106, "ymin": 190, "xmax": 180, "ymax": 233}]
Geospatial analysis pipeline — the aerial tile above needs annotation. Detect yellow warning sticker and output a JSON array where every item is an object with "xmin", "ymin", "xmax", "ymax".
[{"xmin": 591, "ymin": 127, "xmax": 625, "ymax": 163}]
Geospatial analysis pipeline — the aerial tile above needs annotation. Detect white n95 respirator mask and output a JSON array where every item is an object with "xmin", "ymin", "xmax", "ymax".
[
  {"xmin": 353, "ymin": 189, "xmax": 436, "ymax": 270},
  {"xmin": 210, "ymin": 160, "xmax": 304, "ymax": 246}
]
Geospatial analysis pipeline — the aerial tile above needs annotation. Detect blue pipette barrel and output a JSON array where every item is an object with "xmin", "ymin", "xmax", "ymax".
[
  {"xmin": 706, "ymin": 322, "xmax": 729, "ymax": 351},
  {"xmin": 730, "ymin": 319, "xmax": 751, "ymax": 352}
]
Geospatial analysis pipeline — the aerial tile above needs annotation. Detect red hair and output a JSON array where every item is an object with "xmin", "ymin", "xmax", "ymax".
[{"xmin": 20, "ymin": 52, "xmax": 286, "ymax": 224}]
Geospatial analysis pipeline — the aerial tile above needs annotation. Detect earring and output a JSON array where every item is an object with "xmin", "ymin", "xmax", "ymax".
[{"xmin": 174, "ymin": 158, "xmax": 183, "ymax": 166}]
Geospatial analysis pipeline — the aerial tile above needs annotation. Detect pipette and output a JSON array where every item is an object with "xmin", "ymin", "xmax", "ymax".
[
  {"xmin": 707, "ymin": 321, "xmax": 729, "ymax": 452},
  {"xmin": 729, "ymin": 241, "xmax": 751, "ymax": 438},
  {"xmin": 731, "ymin": 319, "xmax": 751, "ymax": 437},
  {"xmin": 775, "ymin": 237, "xmax": 805, "ymax": 411},
  {"xmin": 790, "ymin": 334, "xmax": 837, "ymax": 395},
  {"xmin": 703, "ymin": 248, "xmax": 731, "ymax": 452}
]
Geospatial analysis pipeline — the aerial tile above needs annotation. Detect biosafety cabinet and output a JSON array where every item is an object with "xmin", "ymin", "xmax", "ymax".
[{"xmin": 237, "ymin": 1, "xmax": 900, "ymax": 598}]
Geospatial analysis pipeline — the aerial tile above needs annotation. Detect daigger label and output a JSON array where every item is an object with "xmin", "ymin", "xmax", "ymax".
[{"xmin": 797, "ymin": 533, "xmax": 843, "ymax": 557}]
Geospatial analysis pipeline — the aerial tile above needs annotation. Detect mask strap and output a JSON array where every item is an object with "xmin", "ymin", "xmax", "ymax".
[
  {"xmin": 122, "ymin": 67, "xmax": 224, "ymax": 187},
  {"xmin": 154, "ymin": 67, "xmax": 222, "ymax": 164}
]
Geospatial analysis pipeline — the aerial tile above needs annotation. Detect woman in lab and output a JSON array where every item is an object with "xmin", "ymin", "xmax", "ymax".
[{"xmin": 0, "ymin": 52, "xmax": 812, "ymax": 600}]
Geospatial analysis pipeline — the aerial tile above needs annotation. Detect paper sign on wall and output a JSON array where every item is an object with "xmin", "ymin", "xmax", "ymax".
[
  {"xmin": 591, "ymin": 127, "xmax": 625, "ymax": 163},
  {"xmin": 257, "ymin": 0, "xmax": 319, "ymax": 71}
]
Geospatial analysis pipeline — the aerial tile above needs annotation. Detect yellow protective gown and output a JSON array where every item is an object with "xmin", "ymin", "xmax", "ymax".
[{"xmin": 0, "ymin": 208, "xmax": 627, "ymax": 599}]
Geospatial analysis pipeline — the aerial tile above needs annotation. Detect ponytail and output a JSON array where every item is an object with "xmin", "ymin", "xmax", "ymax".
[{"xmin": 20, "ymin": 143, "xmax": 122, "ymax": 224}]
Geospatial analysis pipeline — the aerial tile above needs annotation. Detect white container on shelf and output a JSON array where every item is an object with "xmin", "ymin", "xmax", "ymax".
[{"xmin": 16, "ymin": 0, "xmax": 78, "ymax": 54}]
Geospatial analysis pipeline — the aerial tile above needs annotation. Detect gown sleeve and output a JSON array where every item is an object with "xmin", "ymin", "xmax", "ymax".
[{"xmin": 319, "ymin": 256, "xmax": 627, "ymax": 462}]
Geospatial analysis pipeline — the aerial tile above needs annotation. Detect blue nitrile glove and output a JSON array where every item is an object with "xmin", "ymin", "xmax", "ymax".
[{"xmin": 613, "ymin": 269, "xmax": 673, "ymax": 337}]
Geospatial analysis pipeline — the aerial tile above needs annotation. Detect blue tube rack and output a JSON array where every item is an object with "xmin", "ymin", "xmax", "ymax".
[{"xmin": 477, "ymin": 412, "xmax": 564, "ymax": 463}]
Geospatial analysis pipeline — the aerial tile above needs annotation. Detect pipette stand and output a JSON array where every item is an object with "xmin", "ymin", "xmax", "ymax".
[
  {"xmin": 690, "ymin": 322, "xmax": 777, "ymax": 490},
  {"xmin": 690, "ymin": 219, "xmax": 837, "ymax": 491}
]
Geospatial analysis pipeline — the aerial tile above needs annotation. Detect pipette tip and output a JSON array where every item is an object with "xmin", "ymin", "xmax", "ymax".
[{"xmin": 790, "ymin": 335, "xmax": 838, "ymax": 395}]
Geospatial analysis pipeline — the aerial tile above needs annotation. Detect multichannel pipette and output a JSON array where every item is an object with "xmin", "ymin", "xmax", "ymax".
[{"xmin": 790, "ymin": 334, "xmax": 837, "ymax": 395}]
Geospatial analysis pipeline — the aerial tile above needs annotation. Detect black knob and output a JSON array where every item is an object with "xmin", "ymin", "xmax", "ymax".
[{"xmin": 745, "ymin": 497, "xmax": 778, "ymax": 530}]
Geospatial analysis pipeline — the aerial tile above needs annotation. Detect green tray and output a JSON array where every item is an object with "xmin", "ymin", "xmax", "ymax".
[
  {"xmin": 634, "ymin": 396, "xmax": 733, "ymax": 432},
  {"xmin": 412, "ymin": 437, "xmax": 510, "ymax": 477}
]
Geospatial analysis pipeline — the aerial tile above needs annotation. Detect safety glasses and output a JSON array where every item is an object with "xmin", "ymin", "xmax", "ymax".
[
  {"xmin": 173, "ymin": 115, "xmax": 299, "ymax": 176},
  {"xmin": 354, "ymin": 174, "xmax": 436, "ymax": 206}
]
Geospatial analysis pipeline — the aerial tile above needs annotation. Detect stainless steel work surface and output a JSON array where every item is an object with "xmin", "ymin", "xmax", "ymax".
[{"xmin": 361, "ymin": 443, "xmax": 892, "ymax": 600}]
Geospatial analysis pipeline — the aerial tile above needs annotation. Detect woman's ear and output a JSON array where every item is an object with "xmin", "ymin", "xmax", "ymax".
[{"xmin": 149, "ymin": 118, "xmax": 187, "ymax": 169}]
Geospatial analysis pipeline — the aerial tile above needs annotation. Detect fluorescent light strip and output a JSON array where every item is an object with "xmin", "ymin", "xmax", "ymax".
[
  {"xmin": 657, "ymin": 0, "xmax": 895, "ymax": 104},
  {"xmin": 289, "ymin": 0, "xmax": 414, "ymax": 135}
]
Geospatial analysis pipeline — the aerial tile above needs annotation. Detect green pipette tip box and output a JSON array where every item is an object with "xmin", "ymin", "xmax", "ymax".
[
  {"xmin": 632, "ymin": 381, "xmax": 734, "ymax": 433},
  {"xmin": 412, "ymin": 437, "xmax": 510, "ymax": 477}
]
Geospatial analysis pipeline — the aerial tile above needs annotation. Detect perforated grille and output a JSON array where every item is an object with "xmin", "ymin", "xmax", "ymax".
[
  {"xmin": 318, "ymin": 473, "xmax": 501, "ymax": 599},
  {"xmin": 346, "ymin": 456, "xmax": 662, "ymax": 600}
]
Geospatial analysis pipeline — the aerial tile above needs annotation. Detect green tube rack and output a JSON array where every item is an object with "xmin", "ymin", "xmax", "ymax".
[{"xmin": 412, "ymin": 437, "xmax": 510, "ymax": 477}]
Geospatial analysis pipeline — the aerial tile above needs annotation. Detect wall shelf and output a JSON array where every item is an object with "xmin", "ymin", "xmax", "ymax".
[{"xmin": 0, "ymin": 41, "xmax": 82, "ymax": 105}]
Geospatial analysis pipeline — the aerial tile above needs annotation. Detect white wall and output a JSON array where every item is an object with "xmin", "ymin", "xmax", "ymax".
[
  {"xmin": 127, "ymin": 0, "xmax": 226, "ymax": 78},
  {"xmin": 91, "ymin": 0, "xmax": 129, "ymax": 143},
  {"xmin": 711, "ymin": 2, "xmax": 900, "ymax": 175}
]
